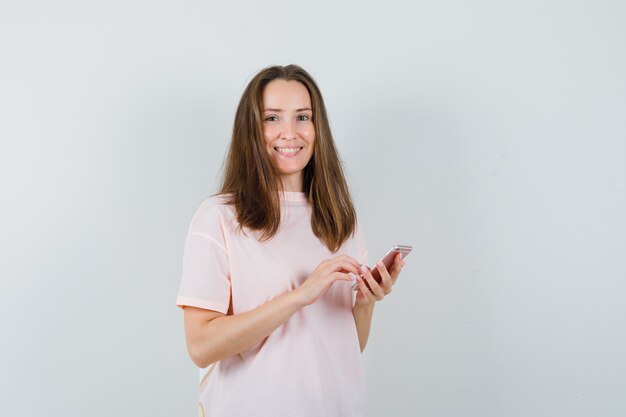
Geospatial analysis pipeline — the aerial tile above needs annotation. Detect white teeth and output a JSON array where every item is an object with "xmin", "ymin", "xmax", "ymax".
[{"xmin": 275, "ymin": 147, "xmax": 302, "ymax": 155}]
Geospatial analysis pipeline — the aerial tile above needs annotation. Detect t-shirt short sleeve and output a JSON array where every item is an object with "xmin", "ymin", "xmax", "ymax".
[{"xmin": 176, "ymin": 199, "xmax": 231, "ymax": 313}]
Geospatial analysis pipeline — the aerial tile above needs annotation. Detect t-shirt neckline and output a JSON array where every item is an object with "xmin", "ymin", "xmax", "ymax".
[{"xmin": 279, "ymin": 190, "xmax": 308, "ymax": 204}]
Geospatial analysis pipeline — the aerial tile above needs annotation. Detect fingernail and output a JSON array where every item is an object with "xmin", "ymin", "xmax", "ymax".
[
  {"xmin": 360, "ymin": 265, "xmax": 368, "ymax": 273},
  {"xmin": 377, "ymin": 261, "xmax": 384, "ymax": 267}
]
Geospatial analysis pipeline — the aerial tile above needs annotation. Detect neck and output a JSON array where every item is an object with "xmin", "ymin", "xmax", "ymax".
[{"xmin": 280, "ymin": 173, "xmax": 304, "ymax": 192}]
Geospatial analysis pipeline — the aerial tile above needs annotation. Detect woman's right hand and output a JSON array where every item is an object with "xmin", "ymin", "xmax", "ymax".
[{"xmin": 294, "ymin": 255, "xmax": 362, "ymax": 306}]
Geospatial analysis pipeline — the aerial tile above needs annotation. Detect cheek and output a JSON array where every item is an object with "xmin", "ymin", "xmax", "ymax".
[
  {"xmin": 263, "ymin": 128, "xmax": 275, "ymax": 146},
  {"xmin": 304, "ymin": 126, "xmax": 316, "ymax": 145}
]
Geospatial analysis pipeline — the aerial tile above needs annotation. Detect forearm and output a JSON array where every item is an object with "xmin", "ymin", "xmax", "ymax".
[
  {"xmin": 191, "ymin": 290, "xmax": 307, "ymax": 368},
  {"xmin": 352, "ymin": 303, "xmax": 375, "ymax": 352}
]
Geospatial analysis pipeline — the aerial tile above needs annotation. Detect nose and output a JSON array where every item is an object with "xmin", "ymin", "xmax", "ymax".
[{"xmin": 281, "ymin": 119, "xmax": 297, "ymax": 141}]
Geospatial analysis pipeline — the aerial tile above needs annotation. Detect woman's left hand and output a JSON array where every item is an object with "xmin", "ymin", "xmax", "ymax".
[{"xmin": 354, "ymin": 252, "xmax": 405, "ymax": 307}]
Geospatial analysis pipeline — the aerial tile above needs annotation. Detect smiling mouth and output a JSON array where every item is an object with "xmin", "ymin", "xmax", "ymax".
[{"xmin": 274, "ymin": 147, "xmax": 303, "ymax": 156}]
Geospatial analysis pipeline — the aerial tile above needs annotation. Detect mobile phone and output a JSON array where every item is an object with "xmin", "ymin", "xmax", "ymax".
[{"xmin": 352, "ymin": 245, "xmax": 413, "ymax": 291}]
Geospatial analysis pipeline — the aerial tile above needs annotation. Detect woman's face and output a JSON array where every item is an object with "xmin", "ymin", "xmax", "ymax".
[{"xmin": 261, "ymin": 79, "xmax": 315, "ymax": 191}]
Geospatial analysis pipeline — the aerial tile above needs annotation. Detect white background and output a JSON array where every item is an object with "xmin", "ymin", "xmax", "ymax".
[{"xmin": 1, "ymin": 1, "xmax": 625, "ymax": 416}]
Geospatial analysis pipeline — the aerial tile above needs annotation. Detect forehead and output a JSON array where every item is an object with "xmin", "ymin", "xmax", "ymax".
[{"xmin": 262, "ymin": 79, "xmax": 311, "ymax": 109}]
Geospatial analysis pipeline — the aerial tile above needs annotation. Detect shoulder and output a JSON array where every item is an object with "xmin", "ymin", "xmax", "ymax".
[
  {"xmin": 188, "ymin": 193, "xmax": 237, "ymax": 232},
  {"xmin": 196, "ymin": 193, "xmax": 233, "ymax": 213}
]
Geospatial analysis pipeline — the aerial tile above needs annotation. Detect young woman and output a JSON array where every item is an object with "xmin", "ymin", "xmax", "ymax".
[{"xmin": 176, "ymin": 64, "xmax": 405, "ymax": 417}]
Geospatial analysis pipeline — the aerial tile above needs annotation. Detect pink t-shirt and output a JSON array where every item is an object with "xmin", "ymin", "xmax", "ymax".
[{"xmin": 176, "ymin": 190, "xmax": 369, "ymax": 417}]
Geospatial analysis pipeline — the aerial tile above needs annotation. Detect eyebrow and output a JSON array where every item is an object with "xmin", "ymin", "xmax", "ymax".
[{"xmin": 263, "ymin": 108, "xmax": 312, "ymax": 112}]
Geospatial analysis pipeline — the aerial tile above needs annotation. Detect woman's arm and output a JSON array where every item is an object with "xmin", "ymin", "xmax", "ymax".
[
  {"xmin": 184, "ymin": 290, "xmax": 307, "ymax": 368},
  {"xmin": 352, "ymin": 303, "xmax": 375, "ymax": 352},
  {"xmin": 351, "ymin": 255, "xmax": 406, "ymax": 352},
  {"xmin": 184, "ymin": 255, "xmax": 359, "ymax": 368}
]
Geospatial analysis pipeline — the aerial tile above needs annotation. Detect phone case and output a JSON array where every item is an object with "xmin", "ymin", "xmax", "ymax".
[{"xmin": 352, "ymin": 245, "xmax": 412, "ymax": 291}]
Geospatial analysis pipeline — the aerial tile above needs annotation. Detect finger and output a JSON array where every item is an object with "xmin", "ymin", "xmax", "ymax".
[
  {"xmin": 361, "ymin": 265, "xmax": 385, "ymax": 300},
  {"xmin": 354, "ymin": 275, "xmax": 375, "ymax": 302},
  {"xmin": 336, "ymin": 254, "xmax": 361, "ymax": 271},
  {"xmin": 389, "ymin": 254, "xmax": 405, "ymax": 283},
  {"xmin": 376, "ymin": 261, "xmax": 393, "ymax": 295},
  {"xmin": 390, "ymin": 255, "xmax": 402, "ymax": 271},
  {"xmin": 332, "ymin": 272, "xmax": 353, "ymax": 282},
  {"xmin": 332, "ymin": 260, "xmax": 360, "ymax": 275},
  {"xmin": 355, "ymin": 265, "xmax": 376, "ymax": 289},
  {"xmin": 390, "ymin": 253, "xmax": 403, "ymax": 273}
]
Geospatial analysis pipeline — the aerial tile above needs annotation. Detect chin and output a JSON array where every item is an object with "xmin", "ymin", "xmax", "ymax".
[{"xmin": 277, "ymin": 166, "xmax": 306, "ymax": 175}]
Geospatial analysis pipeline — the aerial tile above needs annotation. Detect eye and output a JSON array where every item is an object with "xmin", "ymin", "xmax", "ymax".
[
  {"xmin": 297, "ymin": 114, "xmax": 311, "ymax": 122},
  {"xmin": 265, "ymin": 115, "xmax": 279, "ymax": 122}
]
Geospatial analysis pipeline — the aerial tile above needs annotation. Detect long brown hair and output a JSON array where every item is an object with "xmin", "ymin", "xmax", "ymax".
[{"xmin": 218, "ymin": 64, "xmax": 356, "ymax": 253}]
